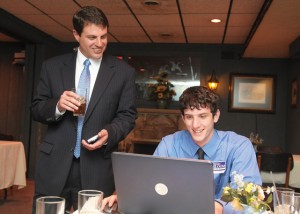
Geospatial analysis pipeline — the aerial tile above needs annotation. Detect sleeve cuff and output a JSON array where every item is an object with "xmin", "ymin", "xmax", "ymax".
[
  {"xmin": 215, "ymin": 199, "xmax": 226, "ymax": 207},
  {"xmin": 55, "ymin": 102, "xmax": 66, "ymax": 119}
]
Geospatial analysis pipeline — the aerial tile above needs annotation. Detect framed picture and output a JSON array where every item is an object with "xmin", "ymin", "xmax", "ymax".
[
  {"xmin": 228, "ymin": 73, "xmax": 276, "ymax": 113},
  {"xmin": 291, "ymin": 78, "xmax": 298, "ymax": 108},
  {"xmin": 126, "ymin": 55, "xmax": 201, "ymax": 108}
]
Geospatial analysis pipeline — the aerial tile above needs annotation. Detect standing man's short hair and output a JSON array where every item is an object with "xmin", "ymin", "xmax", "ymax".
[{"xmin": 73, "ymin": 6, "xmax": 109, "ymax": 35}]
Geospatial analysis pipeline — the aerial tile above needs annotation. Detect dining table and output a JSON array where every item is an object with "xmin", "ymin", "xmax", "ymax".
[
  {"xmin": 260, "ymin": 154, "xmax": 300, "ymax": 188},
  {"xmin": 0, "ymin": 140, "xmax": 27, "ymax": 198}
]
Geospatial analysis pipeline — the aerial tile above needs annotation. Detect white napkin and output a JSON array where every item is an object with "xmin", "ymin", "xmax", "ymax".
[{"xmin": 75, "ymin": 196, "xmax": 103, "ymax": 214}]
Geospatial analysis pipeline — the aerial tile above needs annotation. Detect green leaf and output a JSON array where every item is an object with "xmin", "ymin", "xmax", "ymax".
[
  {"xmin": 221, "ymin": 195, "xmax": 233, "ymax": 202},
  {"xmin": 265, "ymin": 194, "xmax": 273, "ymax": 204}
]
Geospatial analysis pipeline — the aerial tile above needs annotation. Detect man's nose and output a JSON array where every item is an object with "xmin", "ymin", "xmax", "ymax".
[
  {"xmin": 192, "ymin": 118, "xmax": 201, "ymax": 128},
  {"xmin": 95, "ymin": 38, "xmax": 103, "ymax": 46}
]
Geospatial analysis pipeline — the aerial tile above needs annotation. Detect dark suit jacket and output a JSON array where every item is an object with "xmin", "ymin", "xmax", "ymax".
[{"xmin": 31, "ymin": 52, "xmax": 137, "ymax": 197}]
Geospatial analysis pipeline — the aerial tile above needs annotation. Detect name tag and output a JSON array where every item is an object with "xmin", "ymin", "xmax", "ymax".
[{"xmin": 213, "ymin": 161, "xmax": 226, "ymax": 174}]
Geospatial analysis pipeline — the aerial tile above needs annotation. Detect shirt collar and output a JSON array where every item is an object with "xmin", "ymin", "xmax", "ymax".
[
  {"xmin": 77, "ymin": 48, "xmax": 102, "ymax": 67},
  {"xmin": 186, "ymin": 130, "xmax": 221, "ymax": 158},
  {"xmin": 202, "ymin": 130, "xmax": 221, "ymax": 159}
]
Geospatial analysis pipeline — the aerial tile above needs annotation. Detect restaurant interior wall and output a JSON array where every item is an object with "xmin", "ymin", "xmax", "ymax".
[
  {"xmin": 105, "ymin": 43, "xmax": 289, "ymax": 151},
  {"xmin": 0, "ymin": 43, "xmax": 26, "ymax": 144},
  {"xmin": 286, "ymin": 58, "xmax": 300, "ymax": 154}
]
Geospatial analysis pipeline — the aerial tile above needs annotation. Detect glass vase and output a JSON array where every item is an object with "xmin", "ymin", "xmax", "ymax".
[{"xmin": 156, "ymin": 99, "xmax": 169, "ymax": 109}]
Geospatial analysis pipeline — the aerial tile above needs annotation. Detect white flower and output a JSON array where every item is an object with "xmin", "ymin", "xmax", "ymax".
[
  {"xmin": 233, "ymin": 172, "xmax": 244, "ymax": 188},
  {"xmin": 265, "ymin": 186, "xmax": 276, "ymax": 194}
]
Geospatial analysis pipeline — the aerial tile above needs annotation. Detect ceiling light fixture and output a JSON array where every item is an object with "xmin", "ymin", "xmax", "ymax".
[
  {"xmin": 211, "ymin": 18, "xmax": 221, "ymax": 23},
  {"xmin": 143, "ymin": 0, "xmax": 160, "ymax": 6},
  {"xmin": 159, "ymin": 33, "xmax": 172, "ymax": 37}
]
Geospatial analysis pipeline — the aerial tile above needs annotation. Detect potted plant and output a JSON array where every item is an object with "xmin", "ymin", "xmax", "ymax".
[{"xmin": 148, "ymin": 72, "xmax": 176, "ymax": 109}]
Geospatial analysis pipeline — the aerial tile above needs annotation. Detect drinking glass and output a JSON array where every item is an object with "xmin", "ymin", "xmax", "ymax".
[
  {"xmin": 273, "ymin": 187, "xmax": 295, "ymax": 214},
  {"xmin": 78, "ymin": 190, "xmax": 103, "ymax": 214},
  {"xmin": 281, "ymin": 192, "xmax": 300, "ymax": 214},
  {"xmin": 72, "ymin": 88, "xmax": 87, "ymax": 116},
  {"xmin": 36, "ymin": 196, "xmax": 65, "ymax": 214}
]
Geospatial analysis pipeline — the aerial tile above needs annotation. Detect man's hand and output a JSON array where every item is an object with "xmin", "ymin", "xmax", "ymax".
[
  {"xmin": 215, "ymin": 201, "xmax": 223, "ymax": 214},
  {"xmin": 101, "ymin": 194, "xmax": 118, "ymax": 212},
  {"xmin": 57, "ymin": 90, "xmax": 81, "ymax": 113},
  {"xmin": 82, "ymin": 129, "xmax": 108, "ymax": 150}
]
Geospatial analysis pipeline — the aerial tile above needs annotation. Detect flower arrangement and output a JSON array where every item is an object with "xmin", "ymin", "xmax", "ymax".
[
  {"xmin": 148, "ymin": 74, "xmax": 176, "ymax": 100},
  {"xmin": 221, "ymin": 172, "xmax": 274, "ymax": 213},
  {"xmin": 249, "ymin": 132, "xmax": 263, "ymax": 145}
]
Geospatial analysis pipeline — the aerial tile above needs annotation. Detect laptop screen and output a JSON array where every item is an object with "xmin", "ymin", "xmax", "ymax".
[{"xmin": 112, "ymin": 152, "xmax": 215, "ymax": 214}]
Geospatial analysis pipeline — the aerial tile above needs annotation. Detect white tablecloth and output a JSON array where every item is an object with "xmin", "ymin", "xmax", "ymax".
[
  {"xmin": 260, "ymin": 154, "xmax": 300, "ymax": 188},
  {"xmin": 0, "ymin": 141, "xmax": 27, "ymax": 189}
]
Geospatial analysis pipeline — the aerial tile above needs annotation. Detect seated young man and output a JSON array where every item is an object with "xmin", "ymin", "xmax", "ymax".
[{"xmin": 102, "ymin": 86, "xmax": 261, "ymax": 214}]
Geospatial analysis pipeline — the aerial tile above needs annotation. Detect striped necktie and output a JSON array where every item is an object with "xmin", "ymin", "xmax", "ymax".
[{"xmin": 74, "ymin": 59, "xmax": 91, "ymax": 158}]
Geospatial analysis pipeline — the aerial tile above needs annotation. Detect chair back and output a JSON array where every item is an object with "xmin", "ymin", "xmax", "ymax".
[
  {"xmin": 259, "ymin": 152, "xmax": 293, "ymax": 172},
  {"xmin": 258, "ymin": 152, "xmax": 294, "ymax": 187}
]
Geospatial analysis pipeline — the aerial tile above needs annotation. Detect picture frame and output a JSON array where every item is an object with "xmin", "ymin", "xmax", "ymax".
[
  {"xmin": 126, "ymin": 55, "xmax": 201, "ymax": 108},
  {"xmin": 291, "ymin": 78, "xmax": 298, "ymax": 108},
  {"xmin": 228, "ymin": 73, "xmax": 276, "ymax": 113}
]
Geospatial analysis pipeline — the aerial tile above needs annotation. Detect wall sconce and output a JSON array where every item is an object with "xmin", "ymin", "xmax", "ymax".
[
  {"xmin": 12, "ymin": 50, "xmax": 25, "ymax": 66},
  {"xmin": 207, "ymin": 70, "xmax": 219, "ymax": 90}
]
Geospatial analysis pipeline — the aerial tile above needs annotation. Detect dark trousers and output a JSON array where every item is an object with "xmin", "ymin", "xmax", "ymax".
[{"xmin": 32, "ymin": 157, "xmax": 81, "ymax": 214}]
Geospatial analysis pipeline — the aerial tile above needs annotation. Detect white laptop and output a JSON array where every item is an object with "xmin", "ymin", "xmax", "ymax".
[{"xmin": 112, "ymin": 152, "xmax": 215, "ymax": 214}]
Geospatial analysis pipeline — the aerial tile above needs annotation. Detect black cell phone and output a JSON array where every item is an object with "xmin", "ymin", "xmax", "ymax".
[{"xmin": 86, "ymin": 135, "xmax": 99, "ymax": 144}]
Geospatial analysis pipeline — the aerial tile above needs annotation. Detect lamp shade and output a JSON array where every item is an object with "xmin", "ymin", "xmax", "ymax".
[{"xmin": 207, "ymin": 71, "xmax": 219, "ymax": 90}]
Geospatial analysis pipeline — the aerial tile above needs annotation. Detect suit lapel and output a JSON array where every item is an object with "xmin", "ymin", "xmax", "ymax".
[
  {"xmin": 84, "ymin": 55, "xmax": 116, "ymax": 122},
  {"xmin": 62, "ymin": 53, "xmax": 77, "ymax": 91},
  {"xmin": 61, "ymin": 53, "xmax": 77, "ymax": 127}
]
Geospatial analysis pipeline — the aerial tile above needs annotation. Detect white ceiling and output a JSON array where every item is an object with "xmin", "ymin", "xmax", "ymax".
[{"xmin": 1, "ymin": 0, "xmax": 300, "ymax": 58}]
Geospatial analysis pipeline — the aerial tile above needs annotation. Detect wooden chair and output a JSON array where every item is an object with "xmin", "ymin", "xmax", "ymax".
[
  {"xmin": 256, "ymin": 153, "xmax": 262, "ymax": 169},
  {"xmin": 258, "ymin": 152, "xmax": 293, "ymax": 188}
]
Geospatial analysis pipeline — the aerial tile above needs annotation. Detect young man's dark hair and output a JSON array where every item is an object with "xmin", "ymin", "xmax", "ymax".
[{"xmin": 179, "ymin": 86, "xmax": 219, "ymax": 116}]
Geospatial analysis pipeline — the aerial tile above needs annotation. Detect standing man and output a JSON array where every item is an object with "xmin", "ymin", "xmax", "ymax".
[{"xmin": 31, "ymin": 6, "xmax": 136, "ymax": 212}]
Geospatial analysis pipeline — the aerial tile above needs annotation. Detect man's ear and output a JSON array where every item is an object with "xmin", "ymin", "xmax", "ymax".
[
  {"xmin": 73, "ymin": 29, "xmax": 80, "ymax": 42},
  {"xmin": 213, "ymin": 109, "xmax": 220, "ymax": 123}
]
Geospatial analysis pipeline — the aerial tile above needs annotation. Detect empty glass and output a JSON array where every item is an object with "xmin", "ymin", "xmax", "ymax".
[
  {"xmin": 36, "ymin": 196, "xmax": 65, "ymax": 214},
  {"xmin": 78, "ymin": 190, "xmax": 103, "ymax": 214}
]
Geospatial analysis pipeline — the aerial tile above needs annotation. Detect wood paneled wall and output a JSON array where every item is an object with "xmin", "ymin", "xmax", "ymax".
[{"xmin": 0, "ymin": 42, "xmax": 26, "ymax": 140}]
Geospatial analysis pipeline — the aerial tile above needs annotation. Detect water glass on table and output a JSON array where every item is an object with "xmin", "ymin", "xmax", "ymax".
[
  {"xmin": 78, "ymin": 190, "xmax": 103, "ymax": 214},
  {"xmin": 36, "ymin": 196, "xmax": 65, "ymax": 214},
  {"xmin": 281, "ymin": 192, "xmax": 300, "ymax": 214},
  {"xmin": 273, "ymin": 187, "xmax": 295, "ymax": 214}
]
